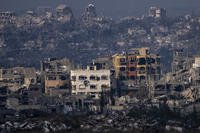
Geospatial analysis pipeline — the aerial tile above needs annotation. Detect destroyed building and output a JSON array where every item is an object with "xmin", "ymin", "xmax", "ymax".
[
  {"xmin": 0, "ymin": 67, "xmax": 37, "ymax": 91},
  {"xmin": 81, "ymin": 4, "xmax": 97, "ymax": 24},
  {"xmin": 154, "ymin": 49, "xmax": 200, "ymax": 112},
  {"xmin": 171, "ymin": 49, "xmax": 193, "ymax": 73},
  {"xmin": 41, "ymin": 58, "xmax": 73, "ymax": 96},
  {"xmin": 112, "ymin": 47, "xmax": 161, "ymax": 96},
  {"xmin": 91, "ymin": 57, "xmax": 113, "ymax": 70},
  {"xmin": 56, "ymin": 4, "xmax": 74, "ymax": 23}
]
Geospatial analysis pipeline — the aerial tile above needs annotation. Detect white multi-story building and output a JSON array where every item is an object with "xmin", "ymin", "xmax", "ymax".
[
  {"xmin": 0, "ymin": 12, "xmax": 14, "ymax": 25},
  {"xmin": 71, "ymin": 66, "xmax": 111, "ymax": 99},
  {"xmin": 149, "ymin": 7, "xmax": 166, "ymax": 19}
]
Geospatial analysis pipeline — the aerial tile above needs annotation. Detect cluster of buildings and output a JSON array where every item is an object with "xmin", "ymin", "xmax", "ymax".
[
  {"xmin": 1, "ymin": 4, "xmax": 200, "ymax": 72},
  {"xmin": 1, "ymin": 4, "xmax": 200, "ymax": 132},
  {"xmin": 0, "ymin": 47, "xmax": 162, "ymax": 115},
  {"xmin": 2, "ymin": 47, "xmax": 200, "ymax": 116},
  {"xmin": 152, "ymin": 49, "xmax": 200, "ymax": 114}
]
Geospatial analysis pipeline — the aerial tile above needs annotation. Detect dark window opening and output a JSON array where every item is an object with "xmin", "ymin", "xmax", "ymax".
[
  {"xmin": 140, "ymin": 67, "xmax": 145, "ymax": 71},
  {"xmin": 119, "ymin": 76, "xmax": 126, "ymax": 80},
  {"xmin": 129, "ymin": 67, "xmax": 136, "ymax": 71},
  {"xmin": 90, "ymin": 75, "xmax": 96, "ymax": 80},
  {"xmin": 130, "ymin": 76, "xmax": 135, "ymax": 80},
  {"xmin": 79, "ymin": 75, "xmax": 87, "ymax": 80},
  {"xmin": 101, "ymin": 75, "xmax": 108, "ymax": 80},
  {"xmin": 140, "ymin": 76, "xmax": 146, "ymax": 80},
  {"xmin": 147, "ymin": 58, "xmax": 155, "ymax": 64},
  {"xmin": 90, "ymin": 85, "xmax": 96, "ymax": 89},
  {"xmin": 120, "ymin": 67, "xmax": 126, "ymax": 71},
  {"xmin": 120, "ymin": 58, "xmax": 126, "ymax": 62},
  {"xmin": 138, "ymin": 58, "xmax": 146, "ymax": 65}
]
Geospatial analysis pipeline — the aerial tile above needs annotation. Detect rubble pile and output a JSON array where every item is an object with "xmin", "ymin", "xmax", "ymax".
[
  {"xmin": 0, "ymin": 117, "xmax": 73, "ymax": 132},
  {"xmin": 0, "ymin": 109, "xmax": 79, "ymax": 133}
]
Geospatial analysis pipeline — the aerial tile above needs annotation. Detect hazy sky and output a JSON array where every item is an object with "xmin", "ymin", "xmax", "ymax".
[{"xmin": 0, "ymin": 0, "xmax": 200, "ymax": 18}]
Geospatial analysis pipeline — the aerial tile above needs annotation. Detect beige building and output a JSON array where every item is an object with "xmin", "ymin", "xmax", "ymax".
[
  {"xmin": 41, "ymin": 58, "xmax": 72, "ymax": 96},
  {"xmin": 71, "ymin": 66, "xmax": 111, "ymax": 99},
  {"xmin": 0, "ymin": 67, "xmax": 36, "ymax": 91},
  {"xmin": 45, "ymin": 73, "xmax": 70, "ymax": 96}
]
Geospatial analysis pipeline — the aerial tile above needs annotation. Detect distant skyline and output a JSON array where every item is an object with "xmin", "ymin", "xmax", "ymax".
[{"xmin": 0, "ymin": 0, "xmax": 200, "ymax": 18}]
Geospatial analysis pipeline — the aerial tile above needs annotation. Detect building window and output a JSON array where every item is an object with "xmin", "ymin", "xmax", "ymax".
[
  {"xmin": 78, "ymin": 92, "xmax": 86, "ymax": 95},
  {"xmin": 151, "ymin": 68, "xmax": 156, "ymax": 74},
  {"xmin": 96, "ymin": 76, "xmax": 100, "ymax": 81},
  {"xmin": 130, "ymin": 76, "xmax": 135, "ymax": 80},
  {"xmin": 72, "ymin": 85, "xmax": 76, "ymax": 90},
  {"xmin": 90, "ymin": 66, "xmax": 95, "ymax": 70},
  {"xmin": 31, "ymin": 79, "xmax": 35, "ymax": 83},
  {"xmin": 101, "ymin": 75, "xmax": 108, "ymax": 80},
  {"xmin": 79, "ymin": 75, "xmax": 87, "ymax": 80},
  {"xmin": 120, "ymin": 67, "xmax": 126, "ymax": 71},
  {"xmin": 120, "ymin": 58, "xmax": 126, "ymax": 65},
  {"xmin": 83, "ymin": 80, "xmax": 90, "ymax": 86},
  {"xmin": 157, "ymin": 67, "xmax": 161, "ymax": 74},
  {"xmin": 90, "ymin": 75, "xmax": 96, "ymax": 80},
  {"xmin": 90, "ymin": 84, "xmax": 96, "ymax": 89},
  {"xmin": 120, "ymin": 62, "xmax": 126, "ymax": 65},
  {"xmin": 47, "ymin": 76, "xmax": 56, "ymax": 80},
  {"xmin": 147, "ymin": 58, "xmax": 155, "ymax": 64},
  {"xmin": 140, "ymin": 67, "xmax": 145, "ymax": 71},
  {"xmin": 156, "ymin": 58, "xmax": 161, "ymax": 64},
  {"xmin": 119, "ymin": 76, "xmax": 126, "ymax": 80},
  {"xmin": 129, "ymin": 58, "xmax": 136, "ymax": 63},
  {"xmin": 129, "ymin": 67, "xmax": 136, "ymax": 71},
  {"xmin": 79, "ymin": 84, "xmax": 86, "ymax": 90},
  {"xmin": 140, "ymin": 76, "xmax": 146, "ymax": 80},
  {"xmin": 59, "ymin": 75, "xmax": 67, "ymax": 80},
  {"xmin": 120, "ymin": 58, "xmax": 126, "ymax": 62},
  {"xmin": 72, "ymin": 76, "xmax": 76, "ymax": 81},
  {"xmin": 101, "ymin": 84, "xmax": 109, "ymax": 90},
  {"xmin": 138, "ymin": 58, "xmax": 146, "ymax": 65}
]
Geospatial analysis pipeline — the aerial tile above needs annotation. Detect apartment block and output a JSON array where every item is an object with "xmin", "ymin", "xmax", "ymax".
[
  {"xmin": 71, "ymin": 65, "xmax": 111, "ymax": 99},
  {"xmin": 112, "ymin": 47, "xmax": 161, "ymax": 85}
]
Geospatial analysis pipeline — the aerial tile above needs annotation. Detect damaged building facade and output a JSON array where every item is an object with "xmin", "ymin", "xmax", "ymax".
[
  {"xmin": 71, "ymin": 64, "xmax": 111, "ymax": 99},
  {"xmin": 0, "ymin": 12, "xmax": 14, "ymax": 25},
  {"xmin": 56, "ymin": 4, "xmax": 74, "ymax": 23},
  {"xmin": 112, "ymin": 47, "xmax": 161, "ymax": 95},
  {"xmin": 41, "ymin": 58, "xmax": 73, "ymax": 96},
  {"xmin": 0, "ymin": 67, "xmax": 36, "ymax": 91}
]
